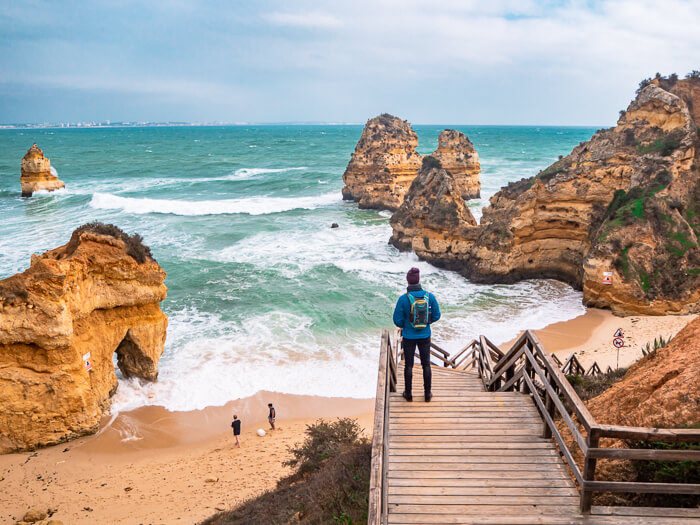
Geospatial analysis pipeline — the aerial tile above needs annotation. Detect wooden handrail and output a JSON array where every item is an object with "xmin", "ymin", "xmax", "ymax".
[
  {"xmin": 368, "ymin": 330, "xmax": 397, "ymax": 525},
  {"xmin": 471, "ymin": 329, "xmax": 700, "ymax": 513}
]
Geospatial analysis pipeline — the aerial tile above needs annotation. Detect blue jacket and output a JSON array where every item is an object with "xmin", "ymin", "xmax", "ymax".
[{"xmin": 393, "ymin": 286, "xmax": 441, "ymax": 339}]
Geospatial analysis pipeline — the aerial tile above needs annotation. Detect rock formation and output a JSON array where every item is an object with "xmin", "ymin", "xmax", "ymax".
[
  {"xmin": 342, "ymin": 114, "xmax": 423, "ymax": 210},
  {"xmin": 390, "ymin": 75, "xmax": 700, "ymax": 315},
  {"xmin": 20, "ymin": 143, "xmax": 65, "ymax": 197},
  {"xmin": 430, "ymin": 129, "xmax": 481, "ymax": 199},
  {"xmin": 0, "ymin": 223, "xmax": 167, "ymax": 453},
  {"xmin": 390, "ymin": 156, "xmax": 477, "ymax": 262}
]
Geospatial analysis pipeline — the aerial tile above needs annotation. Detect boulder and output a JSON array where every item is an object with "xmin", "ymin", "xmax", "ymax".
[
  {"xmin": 0, "ymin": 223, "xmax": 168, "ymax": 453},
  {"xmin": 20, "ymin": 144, "xmax": 65, "ymax": 197},
  {"xmin": 430, "ymin": 129, "xmax": 481, "ymax": 200},
  {"xmin": 390, "ymin": 157, "xmax": 478, "ymax": 268},
  {"xmin": 341, "ymin": 114, "xmax": 423, "ymax": 210}
]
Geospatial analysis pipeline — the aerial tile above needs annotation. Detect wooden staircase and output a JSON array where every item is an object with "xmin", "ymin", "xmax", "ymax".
[{"xmin": 368, "ymin": 330, "xmax": 700, "ymax": 525}]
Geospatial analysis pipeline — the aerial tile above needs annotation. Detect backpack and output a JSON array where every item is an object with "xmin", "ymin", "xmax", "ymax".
[{"xmin": 406, "ymin": 291, "xmax": 431, "ymax": 329}]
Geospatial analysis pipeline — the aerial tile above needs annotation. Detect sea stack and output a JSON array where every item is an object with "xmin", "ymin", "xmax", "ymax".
[
  {"xmin": 341, "ymin": 114, "xmax": 423, "ymax": 211},
  {"xmin": 430, "ymin": 129, "xmax": 481, "ymax": 200},
  {"xmin": 20, "ymin": 143, "xmax": 65, "ymax": 197},
  {"xmin": 0, "ymin": 223, "xmax": 168, "ymax": 453},
  {"xmin": 390, "ymin": 75, "xmax": 700, "ymax": 315},
  {"xmin": 390, "ymin": 156, "xmax": 478, "ymax": 266}
]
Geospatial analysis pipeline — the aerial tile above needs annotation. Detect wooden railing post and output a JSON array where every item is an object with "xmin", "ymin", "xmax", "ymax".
[
  {"xmin": 581, "ymin": 427, "xmax": 601, "ymax": 514},
  {"xmin": 542, "ymin": 369, "xmax": 556, "ymax": 439}
]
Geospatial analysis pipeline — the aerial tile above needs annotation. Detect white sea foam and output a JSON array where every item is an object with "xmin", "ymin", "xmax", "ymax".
[
  {"xmin": 110, "ymin": 309, "xmax": 378, "ymax": 412},
  {"xmin": 50, "ymin": 166, "xmax": 58, "ymax": 177},
  {"xmin": 89, "ymin": 191, "xmax": 340, "ymax": 216},
  {"xmin": 231, "ymin": 166, "xmax": 307, "ymax": 178}
]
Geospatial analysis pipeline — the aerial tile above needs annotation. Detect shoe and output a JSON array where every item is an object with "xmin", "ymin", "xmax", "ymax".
[
  {"xmin": 424, "ymin": 392, "xmax": 432, "ymax": 402},
  {"xmin": 402, "ymin": 390, "xmax": 413, "ymax": 402}
]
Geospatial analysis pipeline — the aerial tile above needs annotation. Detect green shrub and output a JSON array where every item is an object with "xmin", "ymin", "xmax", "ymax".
[
  {"xmin": 284, "ymin": 418, "xmax": 366, "ymax": 475},
  {"xmin": 421, "ymin": 155, "xmax": 442, "ymax": 170},
  {"xmin": 70, "ymin": 222, "xmax": 154, "ymax": 263},
  {"xmin": 565, "ymin": 367, "xmax": 628, "ymax": 401}
]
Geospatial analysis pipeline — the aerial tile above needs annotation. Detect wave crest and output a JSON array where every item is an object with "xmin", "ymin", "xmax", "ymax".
[{"xmin": 89, "ymin": 191, "xmax": 339, "ymax": 216}]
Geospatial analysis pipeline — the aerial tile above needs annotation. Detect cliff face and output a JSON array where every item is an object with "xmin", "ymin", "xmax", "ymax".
[
  {"xmin": 0, "ymin": 224, "xmax": 168, "ymax": 453},
  {"xmin": 20, "ymin": 143, "xmax": 65, "ymax": 197},
  {"xmin": 390, "ymin": 157, "xmax": 478, "ymax": 266},
  {"xmin": 390, "ymin": 77, "xmax": 700, "ymax": 315},
  {"xmin": 342, "ymin": 114, "xmax": 423, "ymax": 211},
  {"xmin": 430, "ymin": 130, "xmax": 481, "ymax": 200}
]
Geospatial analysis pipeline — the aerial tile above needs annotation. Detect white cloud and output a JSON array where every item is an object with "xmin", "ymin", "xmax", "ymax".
[{"xmin": 265, "ymin": 11, "xmax": 342, "ymax": 29}]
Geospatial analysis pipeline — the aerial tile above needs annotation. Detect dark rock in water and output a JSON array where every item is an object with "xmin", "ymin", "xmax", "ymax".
[{"xmin": 331, "ymin": 223, "xmax": 339, "ymax": 228}]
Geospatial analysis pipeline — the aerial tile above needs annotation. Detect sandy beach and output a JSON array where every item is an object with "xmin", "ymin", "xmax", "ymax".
[
  {"xmin": 0, "ymin": 394, "xmax": 374, "ymax": 525},
  {"xmin": 533, "ymin": 308, "xmax": 697, "ymax": 371},
  {"xmin": 1, "ymin": 308, "xmax": 696, "ymax": 524}
]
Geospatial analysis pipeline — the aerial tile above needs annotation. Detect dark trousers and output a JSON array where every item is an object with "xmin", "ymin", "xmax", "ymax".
[{"xmin": 403, "ymin": 337, "xmax": 432, "ymax": 394}]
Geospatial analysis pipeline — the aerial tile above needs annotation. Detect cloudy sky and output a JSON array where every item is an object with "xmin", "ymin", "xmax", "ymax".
[{"xmin": 1, "ymin": 0, "xmax": 698, "ymax": 125}]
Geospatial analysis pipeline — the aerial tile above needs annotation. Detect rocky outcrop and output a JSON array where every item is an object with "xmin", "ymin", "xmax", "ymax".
[
  {"xmin": 342, "ymin": 114, "xmax": 423, "ymax": 210},
  {"xmin": 20, "ymin": 144, "xmax": 65, "ymax": 197},
  {"xmin": 430, "ymin": 130, "xmax": 481, "ymax": 199},
  {"xmin": 390, "ymin": 157, "xmax": 478, "ymax": 265},
  {"xmin": 0, "ymin": 223, "xmax": 167, "ymax": 453},
  {"xmin": 390, "ymin": 76, "xmax": 700, "ymax": 315}
]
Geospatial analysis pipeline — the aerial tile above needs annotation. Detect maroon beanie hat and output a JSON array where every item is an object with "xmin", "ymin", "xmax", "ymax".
[{"xmin": 406, "ymin": 267, "xmax": 420, "ymax": 285}]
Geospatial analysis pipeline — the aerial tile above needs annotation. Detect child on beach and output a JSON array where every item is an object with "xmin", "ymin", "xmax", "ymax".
[
  {"xmin": 268, "ymin": 403, "xmax": 276, "ymax": 430},
  {"xmin": 231, "ymin": 414, "xmax": 241, "ymax": 447}
]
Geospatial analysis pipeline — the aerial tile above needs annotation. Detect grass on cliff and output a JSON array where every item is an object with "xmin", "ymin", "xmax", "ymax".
[
  {"xmin": 565, "ymin": 367, "xmax": 629, "ymax": 401},
  {"xmin": 70, "ymin": 222, "xmax": 154, "ymax": 263},
  {"xmin": 203, "ymin": 419, "xmax": 371, "ymax": 525}
]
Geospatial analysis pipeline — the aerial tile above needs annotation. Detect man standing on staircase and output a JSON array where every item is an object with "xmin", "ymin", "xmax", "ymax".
[{"xmin": 393, "ymin": 267, "xmax": 441, "ymax": 402}]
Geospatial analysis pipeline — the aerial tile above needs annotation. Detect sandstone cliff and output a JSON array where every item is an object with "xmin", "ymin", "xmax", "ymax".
[
  {"xmin": 0, "ymin": 223, "xmax": 167, "ymax": 453},
  {"xmin": 390, "ymin": 156, "xmax": 478, "ymax": 263},
  {"xmin": 430, "ymin": 129, "xmax": 481, "ymax": 200},
  {"xmin": 20, "ymin": 143, "xmax": 65, "ymax": 197},
  {"xmin": 342, "ymin": 114, "xmax": 423, "ymax": 210},
  {"xmin": 390, "ymin": 76, "xmax": 700, "ymax": 315}
]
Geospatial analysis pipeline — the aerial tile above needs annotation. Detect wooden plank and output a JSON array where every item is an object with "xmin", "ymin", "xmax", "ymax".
[
  {"xmin": 595, "ymin": 424, "xmax": 700, "ymax": 442},
  {"xmin": 389, "ymin": 462, "xmax": 570, "ymax": 472},
  {"xmin": 390, "ymin": 434, "xmax": 552, "ymax": 443},
  {"xmin": 391, "ymin": 441, "xmax": 556, "ymax": 449},
  {"xmin": 388, "ymin": 503, "xmax": 578, "ymax": 514},
  {"xmin": 588, "ymin": 447, "xmax": 700, "ymax": 461},
  {"xmin": 389, "ymin": 455, "xmax": 564, "ymax": 464},
  {"xmin": 389, "ymin": 449, "xmax": 560, "ymax": 457},
  {"xmin": 591, "ymin": 506, "xmax": 700, "ymax": 518},
  {"xmin": 388, "ymin": 470, "xmax": 573, "ymax": 480},
  {"xmin": 388, "ymin": 486, "xmax": 577, "ymax": 496},
  {"xmin": 388, "ymin": 494, "xmax": 579, "ymax": 505},
  {"xmin": 390, "ymin": 428, "xmax": 547, "ymax": 436},
  {"xmin": 389, "ymin": 478, "xmax": 575, "ymax": 488},
  {"xmin": 585, "ymin": 479, "xmax": 700, "ymax": 495},
  {"xmin": 388, "ymin": 417, "xmax": 544, "ymax": 424},
  {"xmin": 387, "ymin": 514, "xmax": 688, "ymax": 524}
]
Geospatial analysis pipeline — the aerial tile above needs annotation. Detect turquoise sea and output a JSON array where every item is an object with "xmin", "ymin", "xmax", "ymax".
[{"xmin": 0, "ymin": 125, "xmax": 597, "ymax": 411}]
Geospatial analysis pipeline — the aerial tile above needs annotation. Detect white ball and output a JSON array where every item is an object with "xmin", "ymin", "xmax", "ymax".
[{"xmin": 256, "ymin": 429, "xmax": 266, "ymax": 437}]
